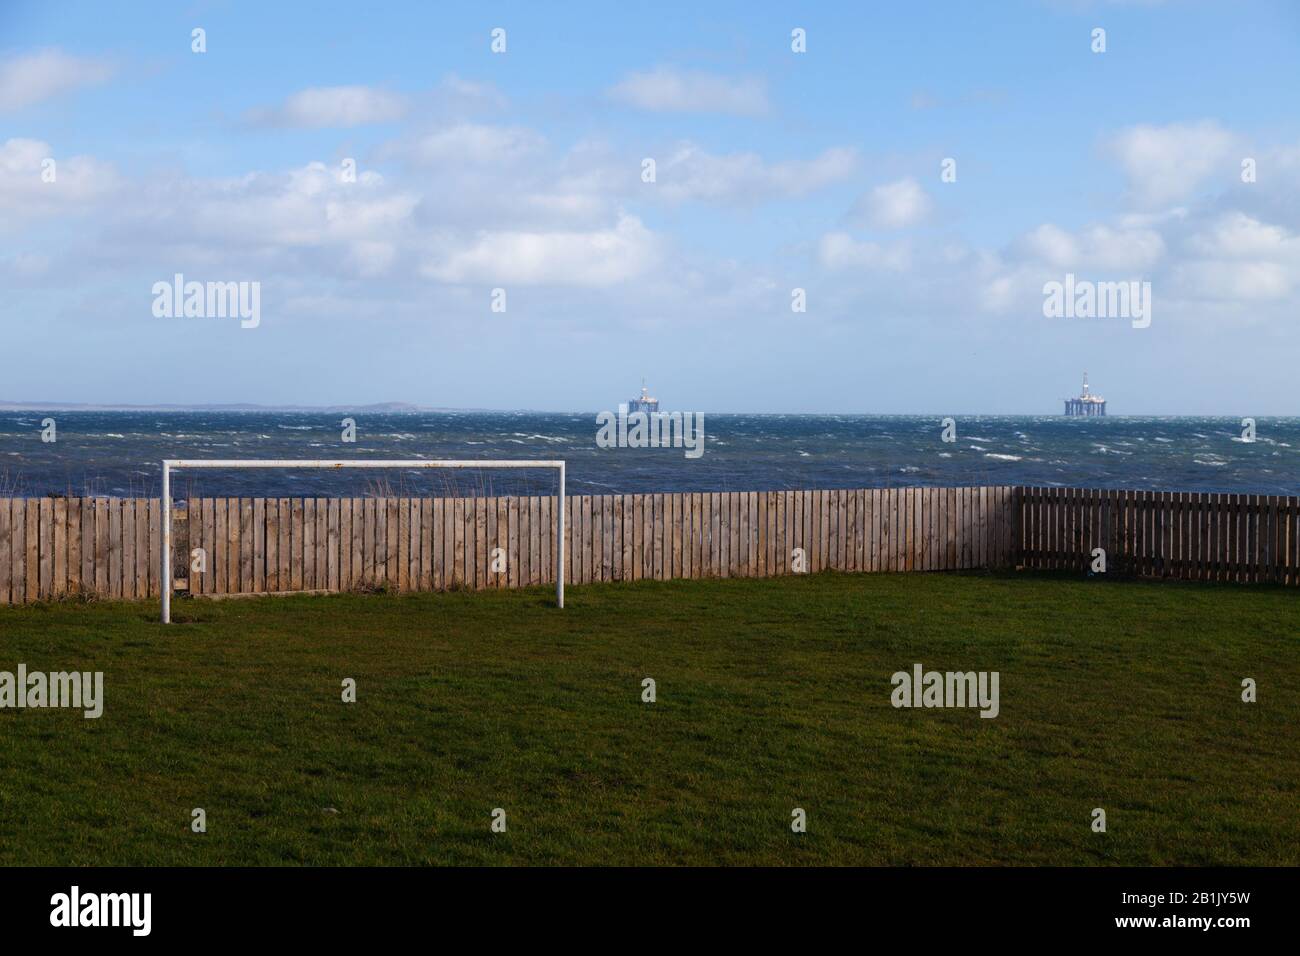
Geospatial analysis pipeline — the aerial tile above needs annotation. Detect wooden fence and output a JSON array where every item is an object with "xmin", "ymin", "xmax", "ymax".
[
  {"xmin": 1017, "ymin": 487, "xmax": 1300, "ymax": 585},
  {"xmin": 1, "ymin": 487, "xmax": 1016, "ymax": 605},
  {"xmin": 7, "ymin": 486, "xmax": 1296, "ymax": 606}
]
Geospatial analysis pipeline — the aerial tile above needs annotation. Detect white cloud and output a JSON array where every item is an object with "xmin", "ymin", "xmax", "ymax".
[
  {"xmin": 250, "ymin": 85, "xmax": 407, "ymax": 127},
  {"xmin": 1018, "ymin": 222, "xmax": 1165, "ymax": 270},
  {"xmin": 1172, "ymin": 212, "xmax": 1300, "ymax": 302},
  {"xmin": 608, "ymin": 67, "xmax": 767, "ymax": 115},
  {"xmin": 849, "ymin": 177, "xmax": 933, "ymax": 230},
  {"xmin": 396, "ymin": 123, "xmax": 545, "ymax": 166},
  {"xmin": 1185, "ymin": 212, "xmax": 1298, "ymax": 261},
  {"xmin": 436, "ymin": 74, "xmax": 508, "ymax": 112},
  {"xmin": 657, "ymin": 144, "xmax": 857, "ymax": 204},
  {"xmin": 1107, "ymin": 120, "xmax": 1238, "ymax": 207},
  {"xmin": 422, "ymin": 214, "xmax": 660, "ymax": 286},
  {"xmin": 178, "ymin": 162, "xmax": 417, "ymax": 251},
  {"xmin": 818, "ymin": 232, "xmax": 913, "ymax": 271},
  {"xmin": 0, "ymin": 49, "xmax": 114, "ymax": 112},
  {"xmin": 1170, "ymin": 260, "xmax": 1292, "ymax": 302},
  {"xmin": 0, "ymin": 138, "xmax": 119, "ymax": 224}
]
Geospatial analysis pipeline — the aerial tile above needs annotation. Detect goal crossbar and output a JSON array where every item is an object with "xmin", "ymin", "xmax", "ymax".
[{"xmin": 161, "ymin": 458, "xmax": 565, "ymax": 623}]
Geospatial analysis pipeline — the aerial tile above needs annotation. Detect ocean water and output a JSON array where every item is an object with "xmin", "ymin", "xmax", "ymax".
[{"xmin": 1, "ymin": 411, "xmax": 1297, "ymax": 498}]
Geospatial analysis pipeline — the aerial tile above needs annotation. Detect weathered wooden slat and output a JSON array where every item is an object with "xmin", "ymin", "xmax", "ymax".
[
  {"xmin": 706, "ymin": 492, "xmax": 718, "ymax": 577},
  {"xmin": 189, "ymin": 499, "xmax": 204, "ymax": 596},
  {"xmin": 543, "ymin": 495, "xmax": 555, "ymax": 586},
  {"xmin": 318, "ymin": 498, "xmax": 332, "ymax": 591},
  {"xmin": 769, "ymin": 491, "xmax": 780, "ymax": 575},
  {"xmin": 896, "ymin": 486, "xmax": 905, "ymax": 572},
  {"xmin": 503, "ymin": 496, "xmax": 516, "ymax": 589},
  {"xmin": 51, "ymin": 497, "xmax": 67, "ymax": 598},
  {"xmin": 608, "ymin": 494, "xmax": 621, "ymax": 582},
  {"xmin": 491, "ymin": 496, "xmax": 506, "ymax": 587},
  {"xmin": 237, "ymin": 499, "xmax": 252, "ymax": 594},
  {"xmin": 13, "ymin": 499, "xmax": 29, "ymax": 604},
  {"xmin": 0, "ymin": 500, "xmax": 12, "ymax": 604},
  {"xmin": 323, "ymin": 498, "xmax": 337, "ymax": 592},
  {"xmin": 433, "ymin": 496, "xmax": 446, "ymax": 590},
  {"xmin": 645, "ymin": 493, "xmax": 658, "ymax": 581},
  {"xmin": 469, "ymin": 495, "xmax": 482, "ymax": 589},
  {"xmin": 735, "ymin": 490, "xmax": 745, "ymax": 576},
  {"xmin": 80, "ymin": 497, "xmax": 95, "ymax": 597},
  {"xmin": 274, "ymin": 497, "xmax": 288, "ymax": 592},
  {"xmin": 299, "ymin": 498, "xmax": 315, "ymax": 591},
  {"xmin": 136, "ymin": 498, "xmax": 151, "ymax": 597},
  {"xmin": 250, "ymin": 497, "xmax": 263, "ymax": 593},
  {"xmin": 37, "ymin": 498, "xmax": 54, "ymax": 599},
  {"xmin": 774, "ymin": 491, "xmax": 786, "ymax": 575},
  {"xmin": 21, "ymin": 499, "xmax": 37, "ymax": 602},
  {"xmin": 395, "ymin": 496, "xmax": 410, "ymax": 592},
  {"xmin": 420, "ymin": 497, "xmax": 433, "ymax": 590},
  {"xmin": 551, "ymin": 496, "xmax": 561, "ymax": 587},
  {"xmin": 265, "ymin": 498, "xmax": 279, "ymax": 592},
  {"xmin": 285, "ymin": 498, "xmax": 300, "ymax": 591},
  {"xmin": 672, "ymin": 493, "xmax": 683, "ymax": 580},
  {"xmin": 13, "ymin": 500, "xmax": 29, "ymax": 604},
  {"xmin": 120, "ymin": 499, "xmax": 136, "ymax": 600},
  {"xmin": 101, "ymin": 498, "xmax": 119, "ymax": 599}
]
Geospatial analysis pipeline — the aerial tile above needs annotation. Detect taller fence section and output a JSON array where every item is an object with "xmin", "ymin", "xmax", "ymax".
[
  {"xmin": 0, "ymin": 486, "xmax": 1017, "ymax": 605},
  {"xmin": 1015, "ymin": 487, "xmax": 1300, "ymax": 585}
]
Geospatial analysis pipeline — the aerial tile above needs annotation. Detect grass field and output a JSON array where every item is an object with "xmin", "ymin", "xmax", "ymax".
[{"xmin": 1, "ymin": 571, "xmax": 1296, "ymax": 866}]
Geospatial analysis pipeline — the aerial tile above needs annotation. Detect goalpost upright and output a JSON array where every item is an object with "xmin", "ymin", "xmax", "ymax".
[{"xmin": 161, "ymin": 459, "xmax": 565, "ymax": 623}]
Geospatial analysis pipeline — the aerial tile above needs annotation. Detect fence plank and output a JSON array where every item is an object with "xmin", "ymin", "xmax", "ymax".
[
  {"xmin": 51, "ymin": 498, "xmax": 67, "ymax": 598},
  {"xmin": 15, "ymin": 500, "xmax": 29, "ymax": 603},
  {"xmin": 120, "ymin": 499, "xmax": 136, "ymax": 600},
  {"xmin": 395, "ymin": 496, "xmax": 410, "ymax": 592},
  {"xmin": 276, "ymin": 497, "xmax": 291, "ymax": 591},
  {"xmin": 134, "ymin": 499, "xmax": 149, "ymax": 598},
  {"xmin": 0, "ymin": 500, "xmax": 11, "ymax": 604},
  {"xmin": 264, "ymin": 498, "xmax": 279, "ymax": 592},
  {"xmin": 15, "ymin": 500, "xmax": 30, "ymax": 604},
  {"xmin": 237, "ymin": 499, "xmax": 251, "ymax": 594},
  {"xmin": 644, "ymin": 494, "xmax": 657, "ymax": 581},
  {"xmin": 419, "ymin": 498, "xmax": 432, "ymax": 590},
  {"xmin": 301, "ymin": 498, "xmax": 316, "ymax": 591},
  {"xmin": 189, "ymin": 499, "xmax": 204, "ymax": 596},
  {"xmin": 322, "ymin": 498, "xmax": 336, "ymax": 592}
]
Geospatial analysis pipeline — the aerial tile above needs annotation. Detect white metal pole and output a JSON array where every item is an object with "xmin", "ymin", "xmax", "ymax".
[
  {"xmin": 161, "ymin": 461, "xmax": 171, "ymax": 624},
  {"xmin": 557, "ymin": 462, "xmax": 565, "ymax": 608}
]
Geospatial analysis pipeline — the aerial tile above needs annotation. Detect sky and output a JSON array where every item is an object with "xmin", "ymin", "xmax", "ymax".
[{"xmin": 2, "ymin": 0, "xmax": 1299, "ymax": 414}]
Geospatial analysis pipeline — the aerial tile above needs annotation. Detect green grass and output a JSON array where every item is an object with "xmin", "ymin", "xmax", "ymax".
[{"xmin": 1, "ymin": 571, "xmax": 1296, "ymax": 866}]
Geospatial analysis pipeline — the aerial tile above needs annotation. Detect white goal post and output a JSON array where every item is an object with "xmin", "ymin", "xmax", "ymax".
[{"xmin": 161, "ymin": 459, "xmax": 566, "ymax": 623}]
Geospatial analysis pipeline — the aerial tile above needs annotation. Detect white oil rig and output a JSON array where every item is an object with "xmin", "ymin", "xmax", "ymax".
[
  {"xmin": 1064, "ymin": 372, "xmax": 1106, "ymax": 416},
  {"xmin": 627, "ymin": 379, "xmax": 659, "ymax": 414}
]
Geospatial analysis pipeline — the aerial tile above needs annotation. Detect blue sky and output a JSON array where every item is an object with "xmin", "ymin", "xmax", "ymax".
[{"xmin": 2, "ymin": 0, "xmax": 1299, "ymax": 413}]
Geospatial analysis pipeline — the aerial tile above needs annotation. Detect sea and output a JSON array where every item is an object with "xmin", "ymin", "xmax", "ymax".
[{"xmin": 1, "ymin": 411, "xmax": 1297, "ymax": 499}]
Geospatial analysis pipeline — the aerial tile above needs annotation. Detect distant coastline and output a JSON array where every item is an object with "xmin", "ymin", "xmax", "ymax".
[{"xmin": 0, "ymin": 401, "xmax": 495, "ymax": 414}]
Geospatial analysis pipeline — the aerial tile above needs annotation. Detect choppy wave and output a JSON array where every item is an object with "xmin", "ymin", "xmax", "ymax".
[{"xmin": 2, "ymin": 411, "xmax": 1298, "ymax": 497}]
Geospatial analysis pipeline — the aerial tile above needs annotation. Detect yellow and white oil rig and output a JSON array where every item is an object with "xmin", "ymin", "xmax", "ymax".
[{"xmin": 1064, "ymin": 372, "xmax": 1106, "ymax": 416}]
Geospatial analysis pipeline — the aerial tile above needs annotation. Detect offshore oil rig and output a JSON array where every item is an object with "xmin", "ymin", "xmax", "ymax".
[
  {"xmin": 1064, "ymin": 372, "xmax": 1106, "ymax": 416},
  {"xmin": 627, "ymin": 379, "xmax": 660, "ymax": 414}
]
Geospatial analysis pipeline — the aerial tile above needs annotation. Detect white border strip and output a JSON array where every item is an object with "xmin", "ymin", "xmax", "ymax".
[{"xmin": 161, "ymin": 458, "xmax": 565, "ymax": 622}]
